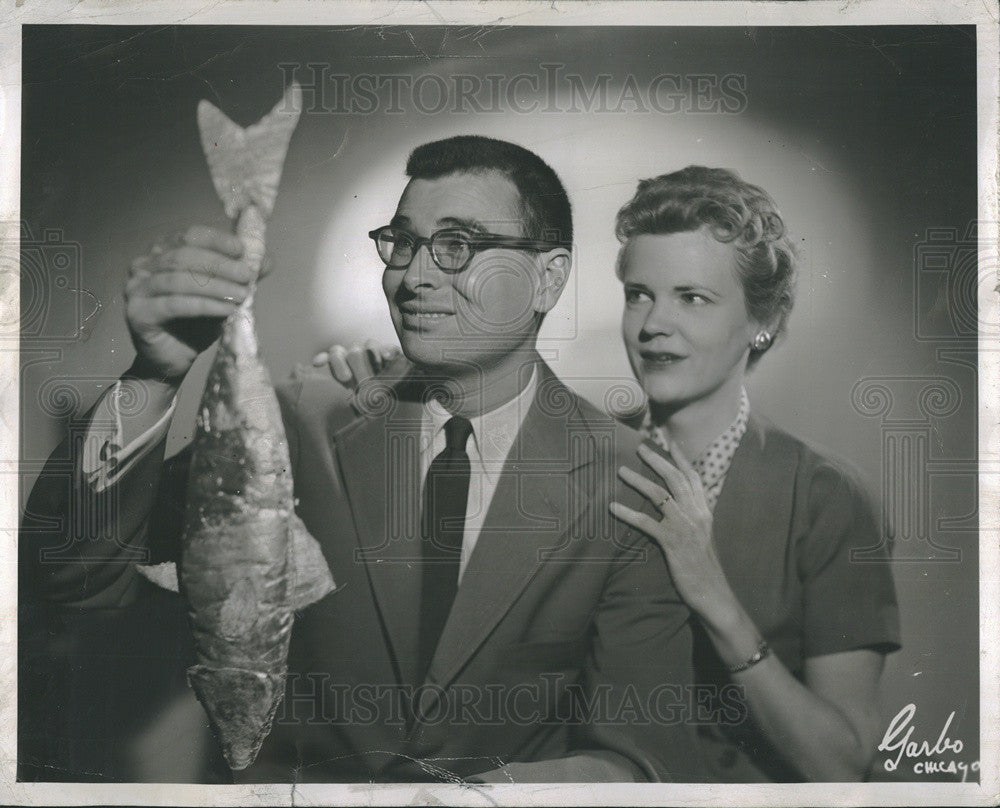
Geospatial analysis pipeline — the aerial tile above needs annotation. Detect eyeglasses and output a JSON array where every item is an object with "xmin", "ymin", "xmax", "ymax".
[{"xmin": 368, "ymin": 226, "xmax": 568, "ymax": 273}]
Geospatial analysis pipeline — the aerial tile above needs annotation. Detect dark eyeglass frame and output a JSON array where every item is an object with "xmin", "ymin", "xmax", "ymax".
[{"xmin": 368, "ymin": 225, "xmax": 569, "ymax": 273}]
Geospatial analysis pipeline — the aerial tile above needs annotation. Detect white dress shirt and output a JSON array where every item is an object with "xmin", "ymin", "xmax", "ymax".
[{"xmin": 420, "ymin": 367, "xmax": 538, "ymax": 584}]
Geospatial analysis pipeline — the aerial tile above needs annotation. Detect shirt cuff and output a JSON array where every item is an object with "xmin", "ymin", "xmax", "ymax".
[{"xmin": 81, "ymin": 380, "xmax": 177, "ymax": 492}]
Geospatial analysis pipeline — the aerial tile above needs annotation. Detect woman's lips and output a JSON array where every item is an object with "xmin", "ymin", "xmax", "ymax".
[{"xmin": 641, "ymin": 351, "xmax": 686, "ymax": 367}]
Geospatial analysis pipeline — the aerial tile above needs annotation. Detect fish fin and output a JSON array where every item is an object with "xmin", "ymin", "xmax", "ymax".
[
  {"xmin": 135, "ymin": 561, "xmax": 179, "ymax": 592},
  {"xmin": 197, "ymin": 82, "xmax": 302, "ymax": 220},
  {"xmin": 187, "ymin": 665, "xmax": 284, "ymax": 770},
  {"xmin": 288, "ymin": 512, "xmax": 336, "ymax": 611}
]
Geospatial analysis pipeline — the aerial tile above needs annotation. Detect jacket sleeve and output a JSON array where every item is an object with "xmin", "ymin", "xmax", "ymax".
[
  {"xmin": 20, "ymin": 395, "xmax": 190, "ymax": 609},
  {"xmin": 571, "ymin": 529, "xmax": 712, "ymax": 782},
  {"xmin": 796, "ymin": 458, "xmax": 901, "ymax": 658}
]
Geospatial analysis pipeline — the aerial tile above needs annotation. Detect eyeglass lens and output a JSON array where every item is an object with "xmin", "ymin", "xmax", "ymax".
[{"xmin": 376, "ymin": 228, "xmax": 472, "ymax": 270}]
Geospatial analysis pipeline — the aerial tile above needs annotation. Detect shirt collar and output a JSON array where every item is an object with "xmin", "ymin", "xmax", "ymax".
[
  {"xmin": 641, "ymin": 387, "xmax": 751, "ymax": 491},
  {"xmin": 423, "ymin": 366, "xmax": 539, "ymax": 482}
]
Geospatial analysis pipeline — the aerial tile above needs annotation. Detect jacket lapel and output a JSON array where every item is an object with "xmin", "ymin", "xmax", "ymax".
[
  {"xmin": 419, "ymin": 366, "xmax": 598, "ymax": 707},
  {"xmin": 333, "ymin": 366, "xmax": 426, "ymax": 686}
]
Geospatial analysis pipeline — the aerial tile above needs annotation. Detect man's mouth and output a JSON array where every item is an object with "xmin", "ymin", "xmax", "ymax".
[{"xmin": 399, "ymin": 305, "xmax": 455, "ymax": 327}]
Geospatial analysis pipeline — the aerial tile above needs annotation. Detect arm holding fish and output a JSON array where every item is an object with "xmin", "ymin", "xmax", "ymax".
[{"xmin": 21, "ymin": 226, "xmax": 255, "ymax": 606}]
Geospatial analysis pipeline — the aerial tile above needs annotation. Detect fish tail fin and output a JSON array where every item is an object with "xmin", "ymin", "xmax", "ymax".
[{"xmin": 197, "ymin": 82, "xmax": 303, "ymax": 220}]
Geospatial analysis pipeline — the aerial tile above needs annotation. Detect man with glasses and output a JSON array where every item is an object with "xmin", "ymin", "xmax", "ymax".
[{"xmin": 23, "ymin": 135, "xmax": 709, "ymax": 783}]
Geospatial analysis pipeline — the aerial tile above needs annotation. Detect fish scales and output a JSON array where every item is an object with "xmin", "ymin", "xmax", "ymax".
[{"xmin": 181, "ymin": 282, "xmax": 298, "ymax": 768}]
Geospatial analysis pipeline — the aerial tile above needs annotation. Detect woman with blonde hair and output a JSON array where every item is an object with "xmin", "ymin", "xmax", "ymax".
[{"xmin": 606, "ymin": 166, "xmax": 899, "ymax": 781}]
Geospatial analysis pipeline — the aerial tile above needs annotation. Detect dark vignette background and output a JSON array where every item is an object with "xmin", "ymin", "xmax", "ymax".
[{"xmin": 18, "ymin": 25, "xmax": 978, "ymax": 783}]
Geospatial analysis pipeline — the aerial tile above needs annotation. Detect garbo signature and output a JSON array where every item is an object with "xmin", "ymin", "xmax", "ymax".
[{"xmin": 878, "ymin": 703, "xmax": 979, "ymax": 781}]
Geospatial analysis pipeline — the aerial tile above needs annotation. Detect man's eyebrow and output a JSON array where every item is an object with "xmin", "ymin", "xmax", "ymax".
[
  {"xmin": 388, "ymin": 214, "xmax": 411, "ymax": 228},
  {"xmin": 437, "ymin": 216, "xmax": 491, "ymax": 234}
]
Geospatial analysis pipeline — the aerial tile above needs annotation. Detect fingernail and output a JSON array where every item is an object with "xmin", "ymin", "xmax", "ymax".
[{"xmin": 311, "ymin": 353, "xmax": 327, "ymax": 366}]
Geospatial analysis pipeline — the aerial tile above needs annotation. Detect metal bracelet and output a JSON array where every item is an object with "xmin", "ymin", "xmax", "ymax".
[{"xmin": 727, "ymin": 639, "xmax": 771, "ymax": 674}]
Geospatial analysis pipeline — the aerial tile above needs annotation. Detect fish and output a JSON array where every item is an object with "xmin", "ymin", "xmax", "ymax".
[{"xmin": 178, "ymin": 82, "xmax": 335, "ymax": 771}]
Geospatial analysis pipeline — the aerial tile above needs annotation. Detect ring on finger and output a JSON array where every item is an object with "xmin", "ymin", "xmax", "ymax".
[{"xmin": 655, "ymin": 495, "xmax": 671, "ymax": 513}]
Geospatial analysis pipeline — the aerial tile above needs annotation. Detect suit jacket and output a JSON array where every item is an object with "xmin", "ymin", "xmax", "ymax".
[{"xmin": 21, "ymin": 357, "xmax": 711, "ymax": 783}]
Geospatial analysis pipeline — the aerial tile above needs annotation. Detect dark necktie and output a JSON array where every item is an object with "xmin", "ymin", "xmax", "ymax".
[{"xmin": 417, "ymin": 415, "xmax": 473, "ymax": 682}]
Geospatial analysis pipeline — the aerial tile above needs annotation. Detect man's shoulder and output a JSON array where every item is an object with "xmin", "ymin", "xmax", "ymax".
[{"xmin": 537, "ymin": 371, "xmax": 643, "ymax": 464}]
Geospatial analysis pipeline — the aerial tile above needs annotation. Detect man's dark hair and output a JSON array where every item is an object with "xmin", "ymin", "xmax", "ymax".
[{"xmin": 405, "ymin": 135, "xmax": 573, "ymax": 246}]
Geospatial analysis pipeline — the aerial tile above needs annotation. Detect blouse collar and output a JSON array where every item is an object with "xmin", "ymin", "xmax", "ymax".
[{"xmin": 640, "ymin": 388, "xmax": 751, "ymax": 511}]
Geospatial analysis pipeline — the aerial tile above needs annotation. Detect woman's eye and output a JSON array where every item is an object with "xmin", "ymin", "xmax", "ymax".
[
  {"xmin": 624, "ymin": 288, "xmax": 652, "ymax": 304},
  {"xmin": 681, "ymin": 292, "xmax": 710, "ymax": 305}
]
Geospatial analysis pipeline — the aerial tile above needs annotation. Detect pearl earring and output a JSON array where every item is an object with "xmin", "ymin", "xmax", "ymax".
[{"xmin": 752, "ymin": 331, "xmax": 772, "ymax": 351}]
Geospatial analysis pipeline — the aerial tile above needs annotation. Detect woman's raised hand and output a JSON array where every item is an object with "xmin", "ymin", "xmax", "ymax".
[
  {"xmin": 312, "ymin": 340, "xmax": 403, "ymax": 390},
  {"xmin": 609, "ymin": 442, "xmax": 738, "ymax": 625}
]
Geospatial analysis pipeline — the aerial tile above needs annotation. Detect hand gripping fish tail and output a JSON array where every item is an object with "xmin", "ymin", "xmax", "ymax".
[{"xmin": 181, "ymin": 81, "xmax": 335, "ymax": 771}]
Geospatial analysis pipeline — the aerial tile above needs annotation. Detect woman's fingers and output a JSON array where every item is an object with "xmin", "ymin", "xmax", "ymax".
[
  {"xmin": 608, "ymin": 501, "xmax": 665, "ymax": 541},
  {"xmin": 326, "ymin": 345, "xmax": 355, "ymax": 386},
  {"xmin": 618, "ymin": 465, "xmax": 671, "ymax": 512},
  {"xmin": 637, "ymin": 443, "xmax": 693, "ymax": 498},
  {"xmin": 152, "ymin": 245, "xmax": 254, "ymax": 286},
  {"xmin": 345, "ymin": 344, "xmax": 377, "ymax": 385},
  {"xmin": 313, "ymin": 340, "xmax": 401, "ymax": 388},
  {"xmin": 311, "ymin": 343, "xmax": 387, "ymax": 389},
  {"xmin": 365, "ymin": 339, "xmax": 398, "ymax": 372},
  {"xmin": 379, "ymin": 343, "xmax": 403, "ymax": 364},
  {"xmin": 310, "ymin": 345, "xmax": 355, "ymax": 386},
  {"xmin": 666, "ymin": 440, "xmax": 704, "ymax": 494}
]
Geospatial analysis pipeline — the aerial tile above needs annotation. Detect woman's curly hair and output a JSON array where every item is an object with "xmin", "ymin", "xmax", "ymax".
[{"xmin": 615, "ymin": 166, "xmax": 797, "ymax": 365}]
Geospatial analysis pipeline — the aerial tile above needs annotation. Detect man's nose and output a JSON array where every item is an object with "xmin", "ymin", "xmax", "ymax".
[{"xmin": 400, "ymin": 242, "xmax": 443, "ymax": 291}]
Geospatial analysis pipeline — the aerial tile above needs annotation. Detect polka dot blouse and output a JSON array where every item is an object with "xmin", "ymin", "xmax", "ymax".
[{"xmin": 640, "ymin": 388, "xmax": 751, "ymax": 512}]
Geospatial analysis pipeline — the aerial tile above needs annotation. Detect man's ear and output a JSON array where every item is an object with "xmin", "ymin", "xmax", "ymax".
[{"xmin": 533, "ymin": 248, "xmax": 571, "ymax": 315}]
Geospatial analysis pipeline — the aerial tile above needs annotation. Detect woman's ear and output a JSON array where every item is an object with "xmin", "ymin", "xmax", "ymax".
[{"xmin": 534, "ymin": 249, "xmax": 571, "ymax": 314}]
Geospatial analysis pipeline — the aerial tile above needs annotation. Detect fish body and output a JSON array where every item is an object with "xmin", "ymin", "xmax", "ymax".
[{"xmin": 180, "ymin": 83, "xmax": 334, "ymax": 771}]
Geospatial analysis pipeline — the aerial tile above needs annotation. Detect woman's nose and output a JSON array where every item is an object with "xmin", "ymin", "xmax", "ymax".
[{"xmin": 640, "ymin": 301, "xmax": 677, "ymax": 339}]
